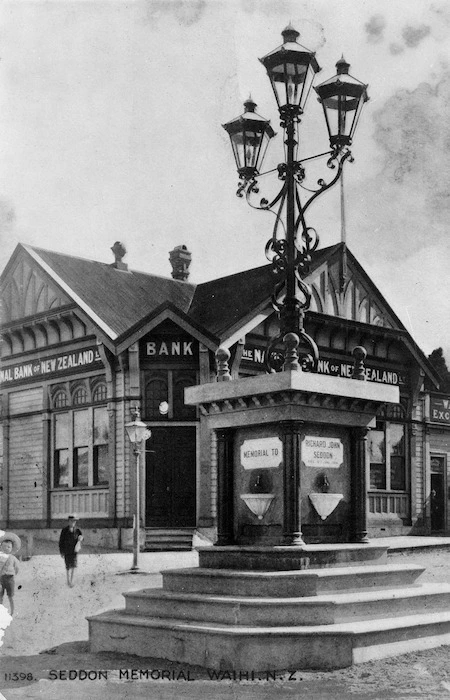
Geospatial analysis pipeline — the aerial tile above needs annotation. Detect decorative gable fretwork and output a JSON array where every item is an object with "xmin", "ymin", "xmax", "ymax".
[
  {"xmin": 1, "ymin": 310, "xmax": 87, "ymax": 357},
  {"xmin": 2, "ymin": 256, "xmax": 71, "ymax": 323},
  {"xmin": 308, "ymin": 267, "xmax": 395, "ymax": 329}
]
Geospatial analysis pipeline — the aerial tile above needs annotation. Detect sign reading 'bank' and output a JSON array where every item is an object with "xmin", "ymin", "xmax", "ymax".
[
  {"xmin": 0, "ymin": 346, "xmax": 103, "ymax": 385},
  {"xmin": 140, "ymin": 335, "xmax": 199, "ymax": 363}
]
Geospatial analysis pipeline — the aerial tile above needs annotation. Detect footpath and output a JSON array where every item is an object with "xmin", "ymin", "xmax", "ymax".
[{"xmin": 1, "ymin": 536, "xmax": 450, "ymax": 699}]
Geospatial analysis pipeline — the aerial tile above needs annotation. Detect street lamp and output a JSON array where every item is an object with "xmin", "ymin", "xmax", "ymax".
[
  {"xmin": 222, "ymin": 96, "xmax": 275, "ymax": 182},
  {"xmin": 315, "ymin": 57, "xmax": 369, "ymax": 149},
  {"xmin": 223, "ymin": 25, "xmax": 368, "ymax": 373},
  {"xmin": 120, "ymin": 408, "xmax": 151, "ymax": 575}
]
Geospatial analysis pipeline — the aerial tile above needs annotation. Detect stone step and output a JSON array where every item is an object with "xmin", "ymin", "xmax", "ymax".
[
  {"xmin": 88, "ymin": 608, "xmax": 450, "ymax": 670},
  {"xmin": 144, "ymin": 529, "xmax": 194, "ymax": 552},
  {"xmin": 122, "ymin": 583, "xmax": 450, "ymax": 626},
  {"xmin": 162, "ymin": 563, "xmax": 425, "ymax": 597},
  {"xmin": 197, "ymin": 544, "xmax": 389, "ymax": 571}
]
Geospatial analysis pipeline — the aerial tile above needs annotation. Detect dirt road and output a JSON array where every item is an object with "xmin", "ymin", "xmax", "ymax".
[{"xmin": 1, "ymin": 545, "xmax": 450, "ymax": 698}]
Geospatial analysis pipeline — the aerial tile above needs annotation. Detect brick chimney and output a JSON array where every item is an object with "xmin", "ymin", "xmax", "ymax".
[
  {"xmin": 110, "ymin": 241, "xmax": 128, "ymax": 271},
  {"xmin": 169, "ymin": 245, "xmax": 192, "ymax": 281}
]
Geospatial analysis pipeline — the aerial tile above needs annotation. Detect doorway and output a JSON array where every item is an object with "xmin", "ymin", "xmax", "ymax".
[
  {"xmin": 430, "ymin": 456, "xmax": 446, "ymax": 532},
  {"xmin": 145, "ymin": 426, "xmax": 196, "ymax": 527}
]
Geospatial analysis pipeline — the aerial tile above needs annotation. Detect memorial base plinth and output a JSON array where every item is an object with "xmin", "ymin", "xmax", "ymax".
[
  {"xmin": 88, "ymin": 543, "xmax": 450, "ymax": 671},
  {"xmin": 197, "ymin": 544, "xmax": 387, "ymax": 570}
]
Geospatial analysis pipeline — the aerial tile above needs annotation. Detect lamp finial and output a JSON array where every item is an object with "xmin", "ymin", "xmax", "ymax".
[
  {"xmin": 336, "ymin": 56, "xmax": 350, "ymax": 74},
  {"xmin": 282, "ymin": 24, "xmax": 300, "ymax": 43}
]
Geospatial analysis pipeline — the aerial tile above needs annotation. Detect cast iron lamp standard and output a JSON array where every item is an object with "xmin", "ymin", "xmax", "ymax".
[
  {"xmin": 223, "ymin": 25, "xmax": 369, "ymax": 372},
  {"xmin": 118, "ymin": 409, "xmax": 152, "ymax": 575}
]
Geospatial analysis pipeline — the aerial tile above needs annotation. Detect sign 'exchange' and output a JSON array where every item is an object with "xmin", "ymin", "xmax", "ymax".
[
  {"xmin": 430, "ymin": 396, "xmax": 450, "ymax": 425},
  {"xmin": 302, "ymin": 436, "xmax": 344, "ymax": 469},
  {"xmin": 240, "ymin": 437, "xmax": 283, "ymax": 470}
]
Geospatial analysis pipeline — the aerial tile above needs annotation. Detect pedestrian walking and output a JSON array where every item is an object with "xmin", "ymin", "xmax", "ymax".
[
  {"xmin": 0, "ymin": 532, "xmax": 21, "ymax": 617},
  {"xmin": 59, "ymin": 515, "xmax": 83, "ymax": 587}
]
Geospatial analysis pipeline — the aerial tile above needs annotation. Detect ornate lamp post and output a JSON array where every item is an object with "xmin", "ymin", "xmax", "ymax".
[
  {"xmin": 121, "ymin": 409, "xmax": 151, "ymax": 574},
  {"xmin": 223, "ymin": 25, "xmax": 368, "ymax": 372}
]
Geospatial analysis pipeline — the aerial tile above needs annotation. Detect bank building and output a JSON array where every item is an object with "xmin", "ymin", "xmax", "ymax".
[{"xmin": 0, "ymin": 240, "xmax": 449, "ymax": 549}]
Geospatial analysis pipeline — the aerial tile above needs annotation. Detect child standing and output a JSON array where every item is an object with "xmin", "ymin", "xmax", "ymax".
[{"xmin": 0, "ymin": 533, "xmax": 21, "ymax": 617}]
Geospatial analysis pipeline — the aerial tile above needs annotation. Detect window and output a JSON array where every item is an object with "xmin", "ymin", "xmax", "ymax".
[
  {"xmin": 144, "ymin": 373, "xmax": 168, "ymax": 420},
  {"xmin": 369, "ymin": 418, "xmax": 406, "ymax": 491},
  {"xmin": 73, "ymin": 410, "xmax": 89, "ymax": 485},
  {"xmin": 53, "ymin": 406, "xmax": 109, "ymax": 488},
  {"xmin": 92, "ymin": 383, "xmax": 107, "ymax": 402},
  {"xmin": 54, "ymin": 413, "xmax": 70, "ymax": 487},
  {"xmin": 73, "ymin": 386, "xmax": 87, "ymax": 405},
  {"xmin": 142, "ymin": 370, "xmax": 197, "ymax": 421},
  {"xmin": 173, "ymin": 372, "xmax": 197, "ymax": 420},
  {"xmin": 93, "ymin": 407, "xmax": 109, "ymax": 484},
  {"xmin": 53, "ymin": 391, "xmax": 68, "ymax": 409}
]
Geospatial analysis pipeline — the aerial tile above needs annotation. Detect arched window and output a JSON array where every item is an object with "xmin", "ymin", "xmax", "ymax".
[
  {"xmin": 173, "ymin": 371, "xmax": 197, "ymax": 420},
  {"xmin": 73, "ymin": 386, "xmax": 87, "ymax": 405},
  {"xmin": 53, "ymin": 390, "xmax": 68, "ymax": 409},
  {"xmin": 386, "ymin": 403, "xmax": 406, "ymax": 421},
  {"xmin": 142, "ymin": 370, "xmax": 198, "ymax": 421},
  {"xmin": 144, "ymin": 374, "xmax": 169, "ymax": 420},
  {"xmin": 92, "ymin": 383, "xmax": 107, "ymax": 402}
]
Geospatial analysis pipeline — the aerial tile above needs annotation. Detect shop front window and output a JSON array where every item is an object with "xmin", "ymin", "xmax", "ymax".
[
  {"xmin": 54, "ymin": 413, "xmax": 70, "ymax": 487},
  {"xmin": 390, "ymin": 423, "xmax": 406, "ymax": 490},
  {"xmin": 369, "ymin": 417, "xmax": 406, "ymax": 491},
  {"xmin": 74, "ymin": 446, "xmax": 89, "ymax": 486},
  {"xmin": 93, "ymin": 407, "xmax": 109, "ymax": 484},
  {"xmin": 53, "ymin": 405, "xmax": 109, "ymax": 488}
]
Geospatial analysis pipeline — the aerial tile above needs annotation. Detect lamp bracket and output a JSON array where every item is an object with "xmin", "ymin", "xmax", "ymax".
[{"xmin": 235, "ymin": 146, "xmax": 353, "ymax": 374}]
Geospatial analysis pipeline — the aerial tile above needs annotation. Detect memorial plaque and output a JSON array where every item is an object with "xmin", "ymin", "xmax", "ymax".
[
  {"xmin": 302, "ymin": 436, "xmax": 343, "ymax": 469},
  {"xmin": 240, "ymin": 437, "xmax": 283, "ymax": 470}
]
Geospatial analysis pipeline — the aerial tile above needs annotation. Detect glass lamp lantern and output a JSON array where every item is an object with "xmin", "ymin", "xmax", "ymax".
[
  {"xmin": 222, "ymin": 97, "xmax": 275, "ymax": 180},
  {"xmin": 125, "ymin": 414, "xmax": 150, "ymax": 445},
  {"xmin": 314, "ymin": 57, "xmax": 369, "ymax": 148},
  {"xmin": 259, "ymin": 25, "xmax": 321, "ymax": 115}
]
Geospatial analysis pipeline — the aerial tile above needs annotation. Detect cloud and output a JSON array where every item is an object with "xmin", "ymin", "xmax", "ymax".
[
  {"xmin": 0, "ymin": 198, "xmax": 16, "ymax": 233},
  {"xmin": 365, "ymin": 15, "xmax": 386, "ymax": 43},
  {"xmin": 351, "ymin": 71, "xmax": 450, "ymax": 264},
  {"xmin": 143, "ymin": 0, "xmax": 206, "ymax": 27},
  {"xmin": 431, "ymin": 2, "xmax": 450, "ymax": 27},
  {"xmin": 359, "ymin": 240, "xmax": 450, "ymax": 356},
  {"xmin": 402, "ymin": 24, "xmax": 431, "ymax": 48},
  {"xmin": 389, "ymin": 43, "xmax": 404, "ymax": 56}
]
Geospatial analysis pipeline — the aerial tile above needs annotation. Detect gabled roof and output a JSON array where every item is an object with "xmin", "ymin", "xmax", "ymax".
[
  {"xmin": 21, "ymin": 245, "xmax": 197, "ymax": 338},
  {"xmin": 189, "ymin": 244, "xmax": 340, "ymax": 337},
  {"xmin": 322, "ymin": 243, "xmax": 408, "ymax": 332},
  {"xmin": 0, "ymin": 241, "xmax": 440, "ymax": 388},
  {"xmin": 2, "ymin": 242, "xmax": 340, "ymax": 344}
]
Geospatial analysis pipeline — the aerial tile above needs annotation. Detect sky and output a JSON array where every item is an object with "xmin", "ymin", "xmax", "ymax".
[{"xmin": 0, "ymin": 0, "xmax": 449, "ymax": 362}]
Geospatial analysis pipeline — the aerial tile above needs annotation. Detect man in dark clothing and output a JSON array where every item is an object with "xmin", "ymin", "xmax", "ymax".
[{"xmin": 59, "ymin": 515, "xmax": 83, "ymax": 587}]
